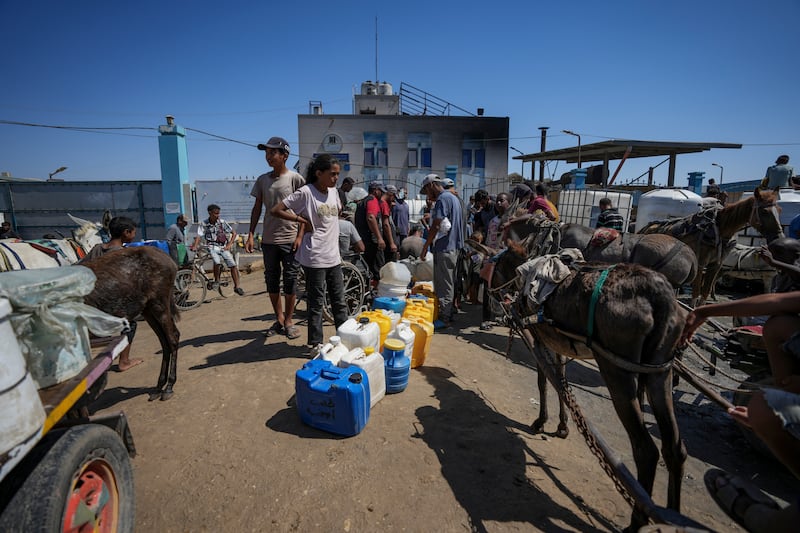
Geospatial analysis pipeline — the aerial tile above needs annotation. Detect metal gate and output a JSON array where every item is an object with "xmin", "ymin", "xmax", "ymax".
[{"xmin": 0, "ymin": 180, "xmax": 165, "ymax": 240}]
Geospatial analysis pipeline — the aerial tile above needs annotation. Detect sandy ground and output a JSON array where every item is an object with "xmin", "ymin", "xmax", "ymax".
[{"xmin": 94, "ymin": 267, "xmax": 797, "ymax": 532}]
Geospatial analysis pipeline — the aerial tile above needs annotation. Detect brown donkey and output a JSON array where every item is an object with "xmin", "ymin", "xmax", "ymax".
[
  {"xmin": 492, "ymin": 243, "xmax": 687, "ymax": 530},
  {"xmin": 82, "ymin": 246, "xmax": 180, "ymax": 401}
]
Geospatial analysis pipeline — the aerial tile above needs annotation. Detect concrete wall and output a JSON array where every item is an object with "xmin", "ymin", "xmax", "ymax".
[{"xmin": 298, "ymin": 114, "xmax": 510, "ymax": 198}]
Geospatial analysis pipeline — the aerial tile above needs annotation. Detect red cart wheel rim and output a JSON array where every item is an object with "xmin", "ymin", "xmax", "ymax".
[{"xmin": 63, "ymin": 458, "xmax": 119, "ymax": 533}]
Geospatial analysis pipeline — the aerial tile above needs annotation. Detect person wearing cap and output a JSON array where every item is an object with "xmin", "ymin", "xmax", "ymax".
[
  {"xmin": 338, "ymin": 176, "xmax": 354, "ymax": 211},
  {"xmin": 354, "ymin": 180, "xmax": 396, "ymax": 282},
  {"xmin": 391, "ymin": 185, "xmax": 410, "ymax": 247},
  {"xmin": 419, "ymin": 173, "xmax": 465, "ymax": 329},
  {"xmin": 245, "ymin": 136, "xmax": 306, "ymax": 339}
]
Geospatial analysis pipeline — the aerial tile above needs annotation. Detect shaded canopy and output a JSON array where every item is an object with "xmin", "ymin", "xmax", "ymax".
[{"xmin": 514, "ymin": 139, "xmax": 742, "ymax": 186}]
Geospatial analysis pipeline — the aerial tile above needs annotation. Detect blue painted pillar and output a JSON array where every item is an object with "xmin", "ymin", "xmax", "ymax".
[
  {"xmin": 687, "ymin": 171, "xmax": 705, "ymax": 196},
  {"xmin": 158, "ymin": 115, "xmax": 190, "ymax": 227}
]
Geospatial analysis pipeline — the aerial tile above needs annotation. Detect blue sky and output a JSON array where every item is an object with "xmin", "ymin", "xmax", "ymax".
[{"xmin": 2, "ymin": 0, "xmax": 798, "ymax": 187}]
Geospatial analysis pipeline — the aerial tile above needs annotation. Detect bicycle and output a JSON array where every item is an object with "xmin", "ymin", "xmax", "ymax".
[
  {"xmin": 173, "ymin": 246, "xmax": 236, "ymax": 311},
  {"xmin": 294, "ymin": 254, "xmax": 371, "ymax": 324}
]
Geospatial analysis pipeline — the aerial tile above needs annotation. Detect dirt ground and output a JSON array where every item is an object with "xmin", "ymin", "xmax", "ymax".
[{"xmin": 93, "ymin": 266, "xmax": 797, "ymax": 532}]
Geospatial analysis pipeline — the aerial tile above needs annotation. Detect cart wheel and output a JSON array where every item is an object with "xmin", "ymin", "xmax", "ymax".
[
  {"xmin": 0, "ymin": 424, "xmax": 135, "ymax": 533},
  {"xmin": 174, "ymin": 268, "xmax": 206, "ymax": 311}
]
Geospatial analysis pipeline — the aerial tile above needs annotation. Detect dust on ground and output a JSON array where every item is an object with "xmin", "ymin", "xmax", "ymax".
[{"xmin": 94, "ymin": 268, "xmax": 797, "ymax": 532}]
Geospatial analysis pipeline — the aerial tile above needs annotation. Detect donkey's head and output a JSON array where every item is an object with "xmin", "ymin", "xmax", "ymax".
[{"xmin": 752, "ymin": 188, "xmax": 784, "ymax": 243}]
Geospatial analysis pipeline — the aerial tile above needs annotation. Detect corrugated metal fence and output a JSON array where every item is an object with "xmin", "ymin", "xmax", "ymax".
[{"xmin": 0, "ymin": 181, "xmax": 166, "ymax": 240}]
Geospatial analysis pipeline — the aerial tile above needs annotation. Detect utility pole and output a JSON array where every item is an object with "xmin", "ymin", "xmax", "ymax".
[{"xmin": 538, "ymin": 127, "xmax": 549, "ymax": 182}]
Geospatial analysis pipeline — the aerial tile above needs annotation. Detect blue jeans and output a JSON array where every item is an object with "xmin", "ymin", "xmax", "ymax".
[{"xmin": 303, "ymin": 264, "xmax": 348, "ymax": 346}]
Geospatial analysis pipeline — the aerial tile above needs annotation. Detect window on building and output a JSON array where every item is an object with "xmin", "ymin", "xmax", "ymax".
[
  {"xmin": 407, "ymin": 133, "xmax": 432, "ymax": 169},
  {"xmin": 461, "ymin": 135, "xmax": 486, "ymax": 171},
  {"xmin": 363, "ymin": 132, "xmax": 388, "ymax": 168}
]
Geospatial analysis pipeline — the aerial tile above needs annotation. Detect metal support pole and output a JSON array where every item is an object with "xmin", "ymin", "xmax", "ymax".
[{"xmin": 538, "ymin": 126, "xmax": 549, "ymax": 182}]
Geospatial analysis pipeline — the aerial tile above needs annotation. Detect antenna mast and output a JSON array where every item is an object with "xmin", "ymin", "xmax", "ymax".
[{"xmin": 375, "ymin": 16, "xmax": 378, "ymax": 82}]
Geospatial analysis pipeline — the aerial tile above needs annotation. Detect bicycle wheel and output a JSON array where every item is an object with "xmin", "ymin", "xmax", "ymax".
[
  {"xmin": 323, "ymin": 262, "xmax": 366, "ymax": 323},
  {"xmin": 294, "ymin": 266, "xmax": 308, "ymax": 316},
  {"xmin": 217, "ymin": 267, "xmax": 233, "ymax": 297},
  {"xmin": 174, "ymin": 268, "xmax": 206, "ymax": 311}
]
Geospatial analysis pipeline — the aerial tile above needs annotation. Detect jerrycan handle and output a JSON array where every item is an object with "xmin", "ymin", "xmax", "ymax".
[{"xmin": 320, "ymin": 367, "xmax": 341, "ymax": 380}]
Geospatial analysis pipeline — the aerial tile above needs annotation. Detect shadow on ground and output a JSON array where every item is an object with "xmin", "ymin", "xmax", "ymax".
[{"xmin": 415, "ymin": 365, "xmax": 619, "ymax": 532}]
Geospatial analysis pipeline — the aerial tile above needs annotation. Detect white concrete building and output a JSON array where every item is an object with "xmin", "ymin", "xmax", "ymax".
[{"xmin": 297, "ymin": 82, "xmax": 510, "ymax": 199}]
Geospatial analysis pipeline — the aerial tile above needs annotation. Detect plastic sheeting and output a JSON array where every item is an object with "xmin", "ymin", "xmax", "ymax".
[{"xmin": 0, "ymin": 266, "xmax": 129, "ymax": 389}]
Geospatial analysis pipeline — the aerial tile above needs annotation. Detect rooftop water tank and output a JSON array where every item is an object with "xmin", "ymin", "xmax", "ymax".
[
  {"xmin": 377, "ymin": 82, "xmax": 393, "ymax": 95},
  {"xmin": 361, "ymin": 81, "xmax": 378, "ymax": 95},
  {"xmin": 635, "ymin": 189, "xmax": 703, "ymax": 231}
]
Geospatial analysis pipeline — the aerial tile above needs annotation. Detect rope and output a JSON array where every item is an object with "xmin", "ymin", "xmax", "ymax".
[
  {"xmin": 587, "ymin": 265, "xmax": 616, "ymax": 347},
  {"xmin": 683, "ymin": 342, "xmax": 759, "ymax": 392}
]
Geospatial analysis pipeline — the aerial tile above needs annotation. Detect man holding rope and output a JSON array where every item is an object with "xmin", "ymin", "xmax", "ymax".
[{"xmin": 681, "ymin": 291, "xmax": 799, "ymax": 532}]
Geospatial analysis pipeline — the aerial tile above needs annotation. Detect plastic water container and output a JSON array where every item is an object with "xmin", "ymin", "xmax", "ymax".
[
  {"xmin": 382, "ymin": 338, "xmax": 411, "ymax": 394},
  {"xmin": 317, "ymin": 336, "xmax": 349, "ymax": 365},
  {"xmin": 380, "ymin": 261, "xmax": 412, "ymax": 287},
  {"xmin": 377, "ymin": 261, "xmax": 411, "ymax": 298},
  {"xmin": 339, "ymin": 346, "xmax": 386, "ymax": 407},
  {"xmin": 358, "ymin": 311, "xmax": 392, "ymax": 348},
  {"xmin": 337, "ymin": 317, "xmax": 380, "ymax": 353},
  {"xmin": 295, "ymin": 360, "xmax": 370, "ymax": 436},
  {"xmin": 376, "ymin": 282, "xmax": 408, "ymax": 299},
  {"xmin": 410, "ymin": 285, "xmax": 438, "ymax": 320},
  {"xmin": 412, "ymin": 281, "xmax": 434, "ymax": 293},
  {"xmin": 634, "ymin": 188, "xmax": 703, "ymax": 231},
  {"xmin": 125, "ymin": 239, "xmax": 170, "ymax": 255},
  {"xmin": 403, "ymin": 299, "xmax": 434, "ymax": 324},
  {"xmin": 403, "ymin": 316, "xmax": 433, "ymax": 368},
  {"xmin": 0, "ymin": 297, "xmax": 46, "ymax": 463},
  {"xmin": 387, "ymin": 319, "xmax": 415, "ymax": 362},
  {"xmin": 378, "ymin": 309, "xmax": 401, "ymax": 331},
  {"xmin": 373, "ymin": 296, "xmax": 406, "ymax": 315}
]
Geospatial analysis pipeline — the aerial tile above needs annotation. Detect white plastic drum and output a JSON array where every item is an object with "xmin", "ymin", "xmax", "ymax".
[
  {"xmin": 0, "ymin": 297, "xmax": 46, "ymax": 468},
  {"xmin": 635, "ymin": 189, "xmax": 703, "ymax": 231}
]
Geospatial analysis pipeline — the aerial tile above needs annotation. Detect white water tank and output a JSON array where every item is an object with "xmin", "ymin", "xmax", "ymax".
[
  {"xmin": 377, "ymin": 82, "xmax": 393, "ymax": 95},
  {"xmin": 361, "ymin": 81, "xmax": 377, "ymax": 95},
  {"xmin": 775, "ymin": 188, "xmax": 800, "ymax": 226},
  {"xmin": 635, "ymin": 189, "xmax": 703, "ymax": 231}
]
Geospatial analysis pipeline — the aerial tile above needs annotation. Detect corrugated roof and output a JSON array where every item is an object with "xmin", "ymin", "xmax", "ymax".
[{"xmin": 513, "ymin": 139, "xmax": 742, "ymax": 164}]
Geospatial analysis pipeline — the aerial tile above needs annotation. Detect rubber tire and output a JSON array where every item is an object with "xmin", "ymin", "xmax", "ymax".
[
  {"xmin": 217, "ymin": 268, "xmax": 233, "ymax": 298},
  {"xmin": 0, "ymin": 424, "xmax": 135, "ymax": 532},
  {"xmin": 174, "ymin": 268, "xmax": 207, "ymax": 310},
  {"xmin": 323, "ymin": 262, "xmax": 366, "ymax": 323}
]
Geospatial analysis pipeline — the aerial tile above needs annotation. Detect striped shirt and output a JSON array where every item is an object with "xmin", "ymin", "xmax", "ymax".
[{"xmin": 596, "ymin": 208, "xmax": 624, "ymax": 231}]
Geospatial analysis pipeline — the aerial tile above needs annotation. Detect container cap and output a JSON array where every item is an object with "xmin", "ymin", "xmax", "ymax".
[
  {"xmin": 364, "ymin": 346, "xmax": 375, "ymax": 355},
  {"xmin": 359, "ymin": 317, "xmax": 370, "ymax": 324},
  {"xmin": 330, "ymin": 336, "xmax": 341, "ymax": 344},
  {"xmin": 383, "ymin": 339, "xmax": 406, "ymax": 351}
]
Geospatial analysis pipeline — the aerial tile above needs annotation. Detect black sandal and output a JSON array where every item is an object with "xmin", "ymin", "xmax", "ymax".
[{"xmin": 265, "ymin": 322, "xmax": 285, "ymax": 337}]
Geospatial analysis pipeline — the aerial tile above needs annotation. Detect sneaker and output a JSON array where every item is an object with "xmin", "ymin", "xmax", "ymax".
[
  {"xmin": 234, "ymin": 287, "xmax": 244, "ymax": 296},
  {"xmin": 306, "ymin": 343, "xmax": 323, "ymax": 358},
  {"xmin": 480, "ymin": 321, "xmax": 493, "ymax": 331},
  {"xmin": 433, "ymin": 319, "xmax": 451, "ymax": 331}
]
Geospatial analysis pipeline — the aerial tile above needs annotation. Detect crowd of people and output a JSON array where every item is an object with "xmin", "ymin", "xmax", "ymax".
[{"xmin": 49, "ymin": 142, "xmax": 800, "ymax": 529}]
